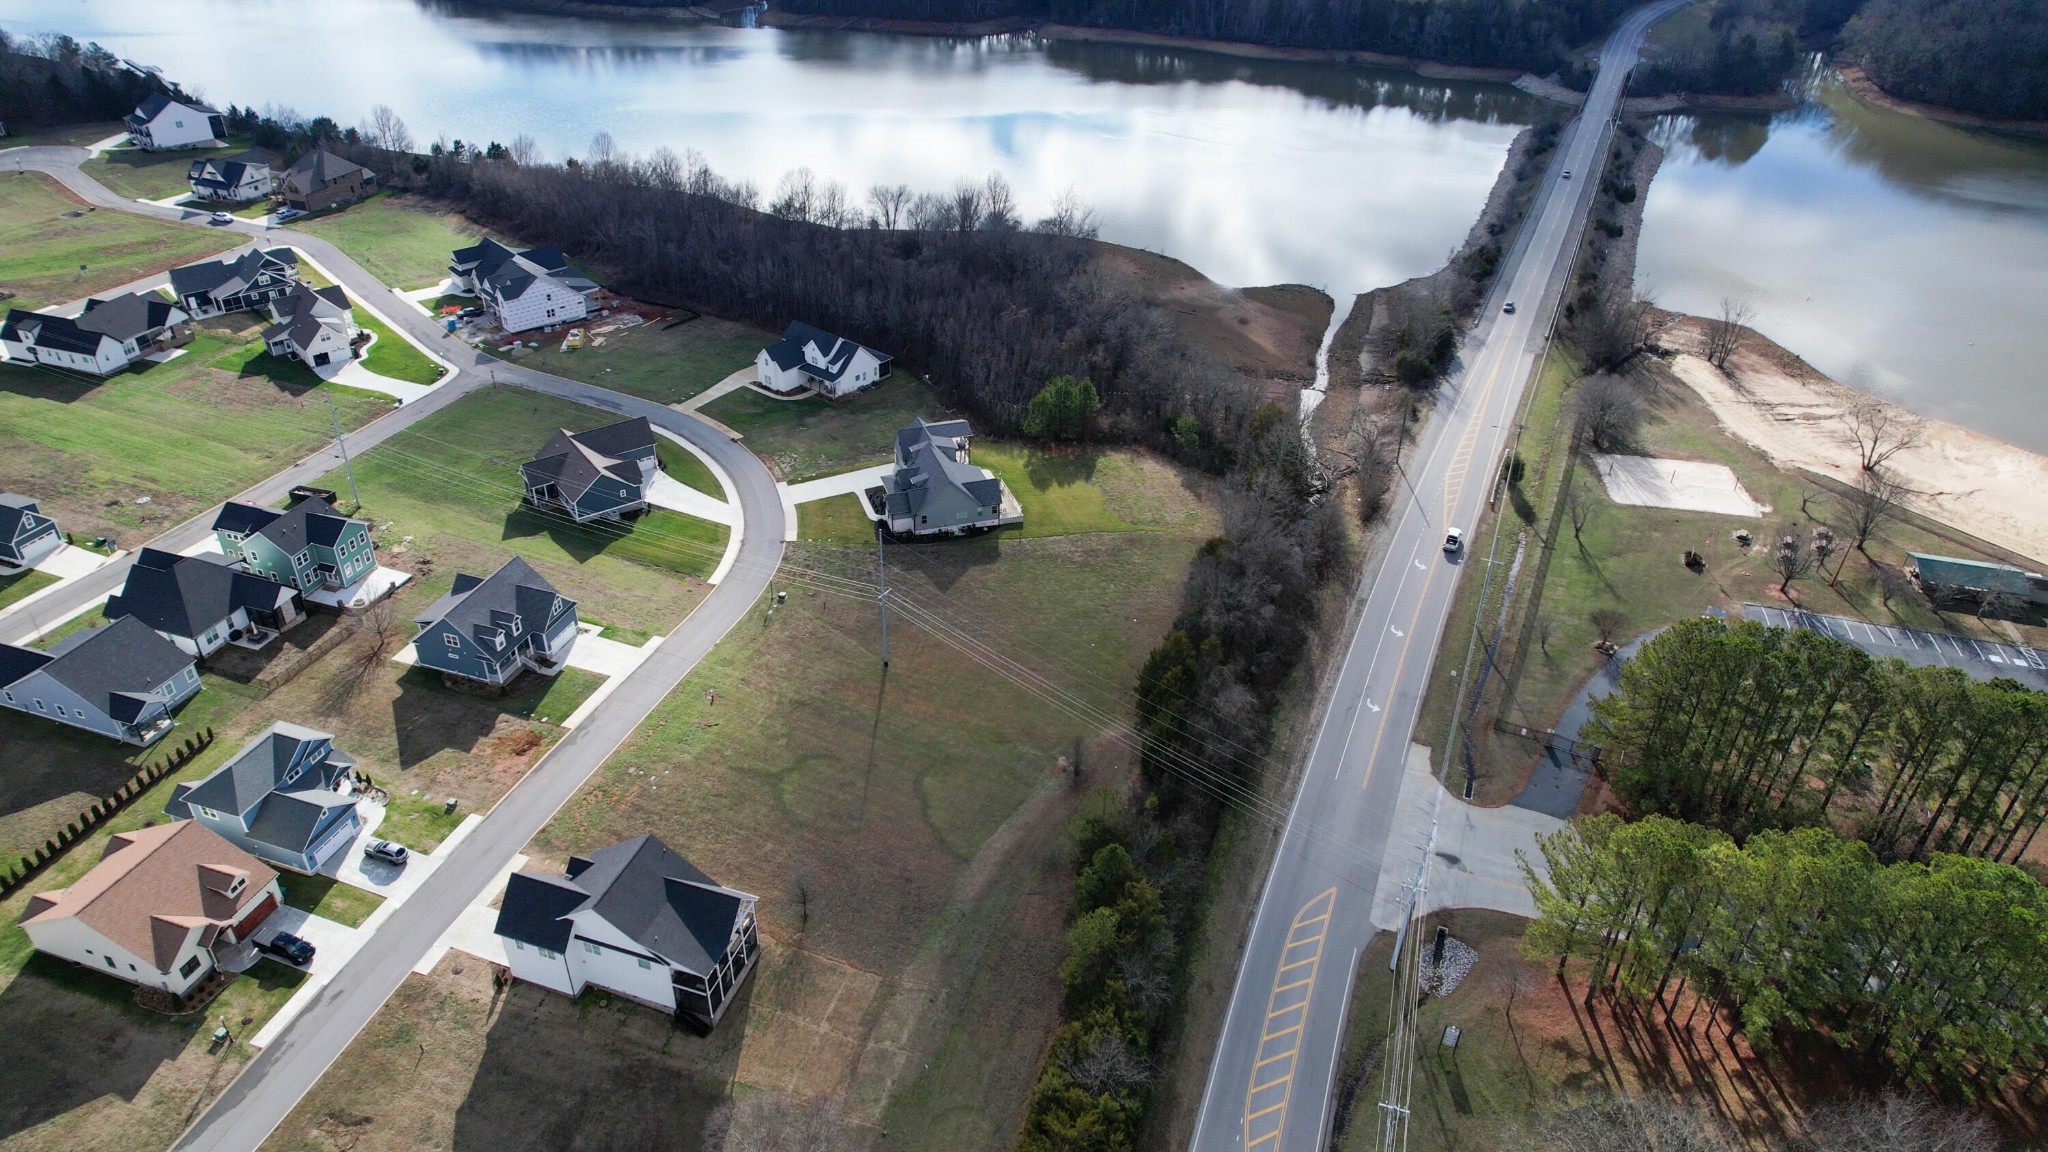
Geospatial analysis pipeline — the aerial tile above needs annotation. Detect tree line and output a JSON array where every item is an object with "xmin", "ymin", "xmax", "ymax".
[
  {"xmin": 1524, "ymin": 813, "xmax": 2048, "ymax": 1096},
  {"xmin": 291, "ymin": 123, "xmax": 1265, "ymax": 469},
  {"xmin": 1583, "ymin": 617, "xmax": 2048, "ymax": 863},
  {"xmin": 0, "ymin": 29, "xmax": 167, "ymax": 130},
  {"xmin": 1844, "ymin": 0, "xmax": 2048, "ymax": 120}
]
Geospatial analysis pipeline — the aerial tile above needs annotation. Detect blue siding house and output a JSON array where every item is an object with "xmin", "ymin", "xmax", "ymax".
[
  {"xmin": 411, "ymin": 557, "xmax": 579, "ymax": 688},
  {"xmin": 164, "ymin": 722, "xmax": 362, "ymax": 874},
  {"xmin": 519, "ymin": 417, "xmax": 658, "ymax": 524},
  {"xmin": 0, "ymin": 617, "xmax": 200, "ymax": 745}
]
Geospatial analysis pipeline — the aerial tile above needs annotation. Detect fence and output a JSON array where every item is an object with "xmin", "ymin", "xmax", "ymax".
[{"xmin": 0, "ymin": 728, "xmax": 216, "ymax": 899}]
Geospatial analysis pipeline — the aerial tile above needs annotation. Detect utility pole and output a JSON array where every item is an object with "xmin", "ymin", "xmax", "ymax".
[
  {"xmin": 326, "ymin": 392, "xmax": 360, "ymax": 509},
  {"xmin": 876, "ymin": 523, "xmax": 890, "ymax": 668}
]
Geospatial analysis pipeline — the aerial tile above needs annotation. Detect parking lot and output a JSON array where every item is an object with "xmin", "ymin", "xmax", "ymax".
[{"xmin": 1743, "ymin": 603, "xmax": 2048, "ymax": 689}]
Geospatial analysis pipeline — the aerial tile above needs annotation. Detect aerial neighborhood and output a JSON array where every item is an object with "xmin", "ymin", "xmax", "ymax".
[{"xmin": 4, "ymin": 9, "xmax": 2048, "ymax": 1152}]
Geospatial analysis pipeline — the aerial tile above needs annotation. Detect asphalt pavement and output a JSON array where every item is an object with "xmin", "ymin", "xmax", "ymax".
[
  {"xmin": 0, "ymin": 147, "xmax": 788, "ymax": 1151},
  {"xmin": 1185, "ymin": 4, "xmax": 1697, "ymax": 1149}
]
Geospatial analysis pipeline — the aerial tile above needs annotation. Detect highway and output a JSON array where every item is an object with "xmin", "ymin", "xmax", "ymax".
[
  {"xmin": 1187, "ymin": 4, "xmax": 1694, "ymax": 1148},
  {"xmin": 0, "ymin": 148, "xmax": 789, "ymax": 1151}
]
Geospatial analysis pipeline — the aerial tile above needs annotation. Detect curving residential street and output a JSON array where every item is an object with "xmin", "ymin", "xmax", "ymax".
[
  {"xmin": 1186, "ymin": 3, "xmax": 1695, "ymax": 1149},
  {"xmin": 0, "ymin": 146, "xmax": 787, "ymax": 1152}
]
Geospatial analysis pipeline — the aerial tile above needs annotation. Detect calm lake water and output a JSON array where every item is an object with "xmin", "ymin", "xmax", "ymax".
[
  {"xmin": 0, "ymin": 0, "xmax": 1547, "ymax": 295},
  {"xmin": 1638, "ymin": 72, "xmax": 2048, "ymax": 454}
]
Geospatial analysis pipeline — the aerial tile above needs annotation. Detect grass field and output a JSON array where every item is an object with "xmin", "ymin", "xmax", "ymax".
[
  {"xmin": 1420, "ymin": 350, "xmax": 2048, "ymax": 805},
  {"xmin": 0, "ymin": 315, "xmax": 389, "ymax": 547},
  {"xmin": 0, "ymin": 122, "xmax": 122, "ymax": 149},
  {"xmin": 0, "ymin": 171, "xmax": 237, "ymax": 309},
  {"xmin": 704, "ymin": 375, "xmax": 941, "ymax": 483},
  {"xmin": 354, "ymin": 308, "xmax": 446, "ymax": 385},
  {"xmin": 263, "ymin": 444, "xmax": 1225, "ymax": 1150},
  {"xmin": 26, "ymin": 603, "xmax": 107, "ymax": 649},
  {"xmin": 81, "ymin": 139, "xmax": 264, "ymax": 202},
  {"xmin": 280, "ymin": 873, "xmax": 385, "ymax": 929},
  {"xmin": 0, "ymin": 569, "xmax": 56, "ymax": 612},
  {"xmin": 512, "ymin": 313, "xmax": 772, "ymax": 406},
  {"xmin": 284, "ymin": 192, "xmax": 494, "ymax": 290},
  {"xmin": 655, "ymin": 437, "xmax": 723, "ymax": 498},
  {"xmin": 313, "ymin": 386, "xmax": 725, "ymax": 634}
]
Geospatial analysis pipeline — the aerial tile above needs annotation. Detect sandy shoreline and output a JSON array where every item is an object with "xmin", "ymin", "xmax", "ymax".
[{"xmin": 1654, "ymin": 315, "xmax": 2048, "ymax": 567}]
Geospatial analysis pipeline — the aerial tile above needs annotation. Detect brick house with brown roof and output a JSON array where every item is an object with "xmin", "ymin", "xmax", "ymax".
[{"xmin": 20, "ymin": 821, "xmax": 282, "ymax": 994}]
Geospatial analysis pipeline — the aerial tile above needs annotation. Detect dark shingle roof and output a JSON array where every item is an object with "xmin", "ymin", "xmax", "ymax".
[
  {"xmin": 3, "ymin": 309, "xmax": 112, "ymax": 356},
  {"xmin": 885, "ymin": 419, "xmax": 1002, "ymax": 518},
  {"xmin": 104, "ymin": 548, "xmax": 296, "ymax": 640},
  {"xmin": 0, "ymin": 493, "xmax": 47, "ymax": 540},
  {"xmin": 520, "ymin": 419, "xmax": 653, "ymax": 507},
  {"xmin": 168, "ymin": 247, "xmax": 298, "ymax": 303},
  {"xmin": 2, "ymin": 617, "xmax": 193, "ymax": 724},
  {"xmin": 495, "ymin": 835, "xmax": 751, "ymax": 975},
  {"xmin": 763, "ymin": 321, "xmax": 891, "ymax": 386},
  {"xmin": 452, "ymin": 238, "xmax": 595, "ymax": 300},
  {"xmin": 283, "ymin": 149, "xmax": 372, "ymax": 196},
  {"xmin": 414, "ymin": 557, "xmax": 573, "ymax": 650},
  {"xmin": 261, "ymin": 284, "xmax": 352, "ymax": 352},
  {"xmin": 75, "ymin": 292, "xmax": 183, "ymax": 342},
  {"xmin": 165, "ymin": 722, "xmax": 354, "ymax": 853},
  {"xmin": 213, "ymin": 496, "xmax": 362, "ymax": 554}
]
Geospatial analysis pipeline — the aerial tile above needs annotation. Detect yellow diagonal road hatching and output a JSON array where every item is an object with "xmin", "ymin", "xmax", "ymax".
[
  {"xmin": 1438, "ymin": 404, "xmax": 1486, "ymax": 516},
  {"xmin": 1243, "ymin": 887, "xmax": 1338, "ymax": 1150}
]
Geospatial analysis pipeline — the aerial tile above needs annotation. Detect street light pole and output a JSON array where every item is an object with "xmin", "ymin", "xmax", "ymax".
[{"xmin": 876, "ymin": 522, "xmax": 891, "ymax": 669}]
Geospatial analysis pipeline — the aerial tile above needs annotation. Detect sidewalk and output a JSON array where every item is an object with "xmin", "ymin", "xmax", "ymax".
[
  {"xmin": 0, "ymin": 544, "xmax": 123, "ymax": 633},
  {"xmin": 777, "ymin": 463, "xmax": 893, "ymax": 542}
]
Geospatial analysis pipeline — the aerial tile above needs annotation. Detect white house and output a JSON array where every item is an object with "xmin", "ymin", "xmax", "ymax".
[
  {"xmin": 126, "ymin": 94, "xmax": 225, "ymax": 151},
  {"xmin": 262, "ymin": 284, "xmax": 356, "ymax": 370},
  {"xmin": 187, "ymin": 151, "xmax": 275, "ymax": 203},
  {"xmin": 21, "ymin": 821, "xmax": 282, "ymax": 996},
  {"xmin": 1, "ymin": 293, "xmax": 190, "ymax": 377},
  {"xmin": 756, "ymin": 321, "xmax": 893, "ymax": 399},
  {"xmin": 494, "ymin": 835, "xmax": 760, "ymax": 1027},
  {"xmin": 103, "ymin": 547, "xmax": 305, "ymax": 659},
  {"xmin": 447, "ymin": 238, "xmax": 599, "ymax": 335}
]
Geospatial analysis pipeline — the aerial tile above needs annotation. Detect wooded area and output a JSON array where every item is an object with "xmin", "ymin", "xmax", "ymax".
[
  {"xmin": 0, "ymin": 30, "xmax": 166, "ymax": 130},
  {"xmin": 1525, "ymin": 814, "xmax": 2048, "ymax": 1096},
  {"xmin": 1583, "ymin": 618, "xmax": 2048, "ymax": 864},
  {"xmin": 1844, "ymin": 0, "xmax": 2048, "ymax": 120}
]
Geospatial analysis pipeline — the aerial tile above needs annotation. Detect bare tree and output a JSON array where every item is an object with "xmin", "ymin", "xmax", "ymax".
[
  {"xmin": 363, "ymin": 103, "xmax": 413, "ymax": 152},
  {"xmin": 1572, "ymin": 375, "xmax": 1643, "ymax": 453},
  {"xmin": 1036, "ymin": 186, "xmax": 1100, "ymax": 238},
  {"xmin": 1795, "ymin": 1090, "xmax": 2002, "ymax": 1152},
  {"xmin": 1838, "ymin": 465, "xmax": 1911, "ymax": 554},
  {"xmin": 1876, "ymin": 564, "xmax": 1917, "ymax": 609},
  {"xmin": 1811, "ymin": 524, "xmax": 1839, "ymax": 586},
  {"xmin": 1589, "ymin": 608, "xmax": 1626, "ymax": 646},
  {"xmin": 770, "ymin": 167, "xmax": 819, "ymax": 223},
  {"xmin": 982, "ymin": 172, "xmax": 1018, "ymax": 230},
  {"xmin": 1840, "ymin": 395, "xmax": 1923, "ymax": 473},
  {"xmin": 1059, "ymin": 1028, "xmax": 1151, "ymax": 1095},
  {"xmin": 706, "ymin": 1092, "xmax": 848, "ymax": 1152},
  {"xmin": 950, "ymin": 178, "xmax": 985, "ymax": 233},
  {"xmin": 586, "ymin": 131, "xmax": 619, "ymax": 172},
  {"xmin": 1564, "ymin": 472, "xmax": 1597, "ymax": 542},
  {"xmin": 1775, "ymin": 526, "xmax": 1816, "ymax": 596},
  {"xmin": 508, "ymin": 133, "xmax": 540, "ymax": 166},
  {"xmin": 1514, "ymin": 1093, "xmax": 1733, "ymax": 1152},
  {"xmin": 1572, "ymin": 287, "xmax": 1657, "ymax": 372},
  {"xmin": 866, "ymin": 182, "xmax": 912, "ymax": 230},
  {"xmin": 907, "ymin": 190, "xmax": 955, "ymax": 231},
  {"xmin": 1703, "ymin": 295, "xmax": 1756, "ymax": 370},
  {"xmin": 1978, "ymin": 587, "xmax": 2020, "ymax": 623},
  {"xmin": 1535, "ymin": 617, "xmax": 1554, "ymax": 654}
]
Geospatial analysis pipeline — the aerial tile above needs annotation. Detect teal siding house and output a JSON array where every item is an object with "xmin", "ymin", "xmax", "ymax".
[
  {"xmin": 212, "ymin": 496, "xmax": 376, "ymax": 594},
  {"xmin": 412, "ymin": 557, "xmax": 579, "ymax": 689}
]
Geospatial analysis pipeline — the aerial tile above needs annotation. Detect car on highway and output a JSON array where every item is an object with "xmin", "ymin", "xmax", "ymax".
[
  {"xmin": 208, "ymin": 211, "xmax": 233, "ymax": 225},
  {"xmin": 1563, "ymin": 170, "xmax": 1572, "ymax": 179},
  {"xmin": 256, "ymin": 932, "xmax": 316, "ymax": 967},
  {"xmin": 1502, "ymin": 301, "xmax": 1516, "ymax": 314},
  {"xmin": 1444, "ymin": 527, "xmax": 1464, "ymax": 553},
  {"xmin": 362, "ymin": 838, "xmax": 409, "ymax": 866}
]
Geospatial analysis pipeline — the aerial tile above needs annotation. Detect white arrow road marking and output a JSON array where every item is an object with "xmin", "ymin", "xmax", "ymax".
[
  {"xmin": 1367, "ymin": 699, "xmax": 1381, "ymax": 712},
  {"xmin": 1391, "ymin": 627, "xmax": 1404, "ymax": 637},
  {"xmin": 1414, "ymin": 559, "xmax": 1426, "ymax": 570}
]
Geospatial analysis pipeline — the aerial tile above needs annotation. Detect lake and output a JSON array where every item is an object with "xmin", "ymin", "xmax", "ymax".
[
  {"xmin": 1637, "ymin": 70, "xmax": 2048, "ymax": 455},
  {"xmin": 1, "ymin": 0, "xmax": 1547, "ymax": 296}
]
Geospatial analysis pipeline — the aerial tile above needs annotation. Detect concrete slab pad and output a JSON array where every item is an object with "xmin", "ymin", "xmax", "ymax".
[
  {"xmin": 563, "ymin": 622, "xmax": 653, "ymax": 678},
  {"xmin": 647, "ymin": 471, "xmax": 738, "ymax": 526},
  {"xmin": 415, "ymin": 853, "xmax": 527, "ymax": 975},
  {"xmin": 304, "ymin": 565, "xmax": 410, "ymax": 610},
  {"xmin": 1592, "ymin": 454, "xmax": 1765, "ymax": 518},
  {"xmin": 1370, "ymin": 744, "xmax": 1562, "ymax": 931}
]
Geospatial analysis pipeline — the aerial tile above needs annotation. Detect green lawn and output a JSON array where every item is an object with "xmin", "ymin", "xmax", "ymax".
[
  {"xmin": 0, "ymin": 171, "xmax": 237, "ymax": 309},
  {"xmin": 703, "ymin": 374, "xmax": 940, "ymax": 483},
  {"xmin": 0, "ymin": 121, "xmax": 122, "ymax": 149},
  {"xmin": 0, "ymin": 569, "xmax": 56, "ymax": 612},
  {"xmin": 507, "ymin": 666, "xmax": 606, "ymax": 726},
  {"xmin": 798, "ymin": 493, "xmax": 878, "ymax": 545},
  {"xmin": 26, "ymin": 604, "xmax": 106, "ymax": 650},
  {"xmin": 511, "ymin": 313, "xmax": 772, "ymax": 406},
  {"xmin": 375, "ymin": 790, "xmax": 469, "ymax": 855},
  {"xmin": 316, "ymin": 386, "xmax": 726, "ymax": 634},
  {"xmin": 285, "ymin": 192, "xmax": 494, "ymax": 290},
  {"xmin": 0, "ymin": 317, "xmax": 389, "ymax": 547},
  {"xmin": 279, "ymin": 873, "xmax": 385, "ymax": 929},
  {"xmin": 81, "ymin": 139, "xmax": 266, "ymax": 202},
  {"xmin": 355, "ymin": 308, "xmax": 446, "ymax": 385},
  {"xmin": 654, "ymin": 437, "xmax": 722, "ymax": 498}
]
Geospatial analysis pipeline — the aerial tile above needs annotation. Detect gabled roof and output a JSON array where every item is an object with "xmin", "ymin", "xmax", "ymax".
[
  {"xmin": 165, "ymin": 722, "xmax": 355, "ymax": 853},
  {"xmin": 494, "ymin": 834, "xmax": 753, "ymax": 976},
  {"xmin": 414, "ymin": 557, "xmax": 573, "ymax": 650},
  {"xmin": 22, "ymin": 821, "xmax": 276, "ymax": 974},
  {"xmin": 75, "ymin": 292, "xmax": 186, "ymax": 342},
  {"xmin": 129, "ymin": 94, "xmax": 219, "ymax": 126},
  {"xmin": 0, "ymin": 492, "xmax": 49, "ymax": 538},
  {"xmin": 212, "ymin": 496, "xmax": 365, "ymax": 555},
  {"xmin": 451, "ymin": 237, "xmax": 597, "ymax": 300},
  {"xmin": 188, "ymin": 151, "xmax": 272, "ymax": 190},
  {"xmin": 0, "ymin": 616, "xmax": 193, "ymax": 724},
  {"xmin": 168, "ymin": 248, "xmax": 298, "ymax": 303},
  {"xmin": 884, "ymin": 418, "xmax": 1002, "ymax": 518},
  {"xmin": 283, "ymin": 149, "xmax": 372, "ymax": 196},
  {"xmin": 520, "ymin": 418, "xmax": 654, "ymax": 506},
  {"xmin": 1908, "ymin": 552, "xmax": 2045, "ymax": 596},
  {"xmin": 105, "ymin": 547, "xmax": 296, "ymax": 641},
  {"xmin": 762, "ymin": 321, "xmax": 892, "ymax": 386},
  {"xmin": 262, "ymin": 284, "xmax": 352, "ymax": 352}
]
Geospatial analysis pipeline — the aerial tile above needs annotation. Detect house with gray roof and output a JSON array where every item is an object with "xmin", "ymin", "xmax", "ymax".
[
  {"xmin": 187, "ymin": 151, "xmax": 275, "ymax": 204},
  {"xmin": 494, "ymin": 834, "xmax": 759, "ymax": 1026},
  {"xmin": 104, "ymin": 547, "xmax": 305, "ymax": 658},
  {"xmin": 519, "ymin": 417, "xmax": 657, "ymax": 523},
  {"xmin": 261, "ymin": 284, "xmax": 356, "ymax": 370},
  {"xmin": 0, "ymin": 616, "xmax": 201, "ymax": 745},
  {"xmin": 164, "ymin": 722, "xmax": 362, "ymax": 874},
  {"xmin": 212, "ymin": 496, "xmax": 376, "ymax": 594},
  {"xmin": 447, "ymin": 237, "xmax": 599, "ymax": 334},
  {"xmin": 0, "ymin": 493, "xmax": 62, "ymax": 570},
  {"xmin": 279, "ymin": 149, "xmax": 375, "ymax": 214},
  {"xmin": 126, "ymin": 95, "xmax": 224, "ymax": 151},
  {"xmin": 755, "ymin": 321, "xmax": 892, "ymax": 399},
  {"xmin": 2, "ymin": 292, "xmax": 192, "ymax": 376},
  {"xmin": 1908, "ymin": 552, "xmax": 2048, "ymax": 606},
  {"xmin": 169, "ymin": 248, "xmax": 301, "ymax": 319},
  {"xmin": 868, "ymin": 418, "xmax": 1021, "ymax": 537},
  {"xmin": 411, "ymin": 557, "xmax": 579, "ymax": 688}
]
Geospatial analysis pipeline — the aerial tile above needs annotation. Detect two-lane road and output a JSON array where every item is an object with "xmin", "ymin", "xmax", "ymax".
[{"xmin": 1189, "ymin": 4, "xmax": 1693, "ymax": 1148}]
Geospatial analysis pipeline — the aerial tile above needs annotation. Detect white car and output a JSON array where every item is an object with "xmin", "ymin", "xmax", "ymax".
[
  {"xmin": 1444, "ymin": 527, "xmax": 1464, "ymax": 553},
  {"xmin": 208, "ymin": 211, "xmax": 233, "ymax": 225},
  {"xmin": 1503, "ymin": 301, "xmax": 1516, "ymax": 314}
]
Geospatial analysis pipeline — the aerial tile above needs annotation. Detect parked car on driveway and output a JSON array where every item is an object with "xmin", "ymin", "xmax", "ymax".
[
  {"xmin": 257, "ymin": 932, "xmax": 315, "ymax": 967},
  {"xmin": 362, "ymin": 838, "xmax": 409, "ymax": 866},
  {"xmin": 274, "ymin": 206, "xmax": 304, "ymax": 221}
]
